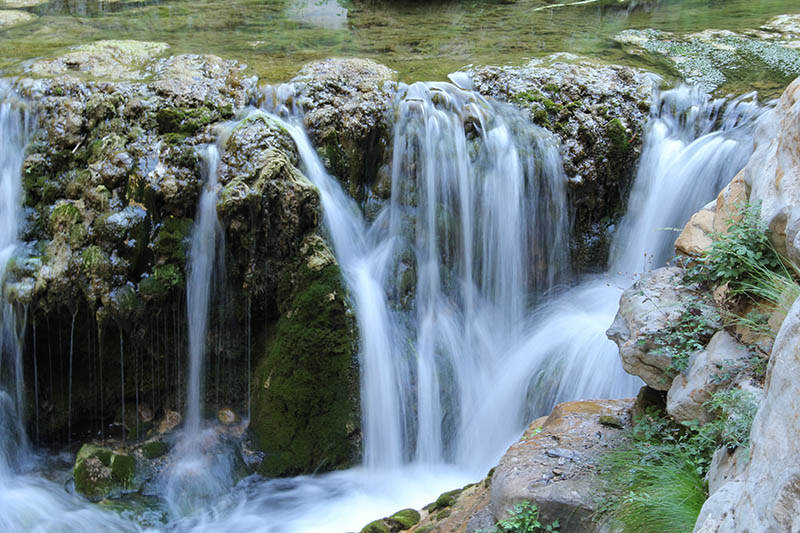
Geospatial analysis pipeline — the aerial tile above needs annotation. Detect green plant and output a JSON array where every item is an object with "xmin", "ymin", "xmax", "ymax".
[
  {"xmin": 647, "ymin": 295, "xmax": 720, "ymax": 377},
  {"xmin": 686, "ymin": 202, "xmax": 784, "ymax": 295},
  {"xmin": 492, "ymin": 502, "xmax": 559, "ymax": 533},
  {"xmin": 597, "ymin": 409, "xmax": 709, "ymax": 533},
  {"xmin": 692, "ymin": 388, "xmax": 760, "ymax": 452}
]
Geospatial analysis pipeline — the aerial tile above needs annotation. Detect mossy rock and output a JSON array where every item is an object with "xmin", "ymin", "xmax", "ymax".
[
  {"xmin": 431, "ymin": 488, "xmax": 462, "ymax": 511},
  {"xmin": 250, "ymin": 258, "xmax": 360, "ymax": 477},
  {"xmin": 73, "ymin": 444, "xmax": 137, "ymax": 502},
  {"xmin": 156, "ymin": 106, "xmax": 216, "ymax": 136},
  {"xmin": 360, "ymin": 519, "xmax": 390, "ymax": 533},
  {"xmin": 82, "ymin": 245, "xmax": 111, "ymax": 277},
  {"xmin": 140, "ymin": 440, "xmax": 168, "ymax": 459},
  {"xmin": 386, "ymin": 508, "xmax": 421, "ymax": 530},
  {"xmin": 50, "ymin": 201, "xmax": 82, "ymax": 232}
]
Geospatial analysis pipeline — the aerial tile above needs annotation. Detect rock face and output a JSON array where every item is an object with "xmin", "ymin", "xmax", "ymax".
[
  {"xmin": 741, "ymin": 75, "xmax": 800, "ymax": 265},
  {"xmin": 607, "ymin": 267, "xmax": 715, "ymax": 390},
  {"xmin": 694, "ymin": 296, "xmax": 800, "ymax": 532},
  {"xmin": 6, "ymin": 47, "xmax": 362, "ymax": 475},
  {"xmin": 489, "ymin": 399, "xmax": 633, "ymax": 532},
  {"xmin": 666, "ymin": 331, "xmax": 749, "ymax": 424}
]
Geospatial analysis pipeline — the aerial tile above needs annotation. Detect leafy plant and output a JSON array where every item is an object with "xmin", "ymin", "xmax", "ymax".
[
  {"xmin": 648, "ymin": 295, "xmax": 720, "ymax": 377},
  {"xmin": 686, "ymin": 202, "xmax": 783, "ymax": 293},
  {"xmin": 489, "ymin": 501, "xmax": 560, "ymax": 533},
  {"xmin": 693, "ymin": 388, "xmax": 760, "ymax": 452}
]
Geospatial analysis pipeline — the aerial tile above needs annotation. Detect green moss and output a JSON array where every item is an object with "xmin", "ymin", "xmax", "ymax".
[
  {"xmin": 50, "ymin": 202, "xmax": 82, "ymax": 231},
  {"xmin": 82, "ymin": 245, "xmax": 110, "ymax": 276},
  {"xmin": 416, "ymin": 526, "xmax": 436, "ymax": 533},
  {"xmin": 153, "ymin": 263, "xmax": 184, "ymax": 289},
  {"xmin": 110, "ymin": 454, "xmax": 135, "ymax": 488},
  {"xmin": 156, "ymin": 106, "xmax": 216, "ymax": 136},
  {"xmin": 432, "ymin": 488, "xmax": 462, "ymax": 510},
  {"xmin": 435, "ymin": 509, "xmax": 451, "ymax": 521},
  {"xmin": 140, "ymin": 441, "xmax": 168, "ymax": 459},
  {"xmin": 387, "ymin": 508, "xmax": 421, "ymax": 530},
  {"xmin": 360, "ymin": 520, "xmax": 390, "ymax": 533},
  {"xmin": 606, "ymin": 118, "xmax": 631, "ymax": 160},
  {"xmin": 153, "ymin": 217, "xmax": 192, "ymax": 264},
  {"xmin": 251, "ymin": 260, "xmax": 359, "ymax": 477}
]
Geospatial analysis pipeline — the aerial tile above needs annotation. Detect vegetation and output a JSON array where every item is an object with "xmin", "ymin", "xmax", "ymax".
[{"xmin": 484, "ymin": 501, "xmax": 560, "ymax": 533}]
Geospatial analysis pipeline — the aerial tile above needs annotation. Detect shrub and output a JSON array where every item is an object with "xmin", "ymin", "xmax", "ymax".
[{"xmin": 492, "ymin": 501, "xmax": 559, "ymax": 533}]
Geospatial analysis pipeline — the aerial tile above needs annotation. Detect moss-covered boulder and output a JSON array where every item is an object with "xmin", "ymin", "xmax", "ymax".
[
  {"xmin": 73, "ymin": 444, "xmax": 137, "ymax": 501},
  {"xmin": 250, "ymin": 238, "xmax": 360, "ymax": 477}
]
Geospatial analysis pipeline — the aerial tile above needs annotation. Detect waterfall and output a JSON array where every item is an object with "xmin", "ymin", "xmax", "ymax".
[
  {"xmin": 185, "ymin": 144, "xmax": 223, "ymax": 438},
  {"xmin": 0, "ymin": 82, "xmax": 30, "ymax": 480},
  {"xmin": 266, "ymin": 79, "xmax": 570, "ymax": 472}
]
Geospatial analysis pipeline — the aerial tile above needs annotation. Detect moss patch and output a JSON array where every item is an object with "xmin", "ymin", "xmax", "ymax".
[
  {"xmin": 140, "ymin": 440, "xmax": 168, "ymax": 459},
  {"xmin": 250, "ymin": 260, "xmax": 359, "ymax": 477}
]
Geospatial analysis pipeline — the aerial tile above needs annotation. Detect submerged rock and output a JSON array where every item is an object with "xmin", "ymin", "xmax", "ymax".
[
  {"xmin": 0, "ymin": 9, "xmax": 36, "ymax": 28},
  {"xmin": 615, "ymin": 27, "xmax": 800, "ymax": 94},
  {"xmin": 29, "ymin": 40, "xmax": 170, "ymax": 81}
]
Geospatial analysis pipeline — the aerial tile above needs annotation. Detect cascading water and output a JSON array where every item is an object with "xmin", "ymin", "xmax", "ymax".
[
  {"xmin": 0, "ymin": 75, "xmax": 767, "ymax": 533},
  {"xmin": 164, "ymin": 143, "xmax": 237, "ymax": 520}
]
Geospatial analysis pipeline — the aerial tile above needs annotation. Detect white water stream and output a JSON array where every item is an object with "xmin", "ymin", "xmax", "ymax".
[{"xmin": 0, "ymin": 80, "xmax": 764, "ymax": 532}]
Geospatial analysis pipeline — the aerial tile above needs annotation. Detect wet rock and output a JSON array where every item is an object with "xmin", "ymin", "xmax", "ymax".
[
  {"xmin": 73, "ymin": 444, "xmax": 138, "ymax": 501},
  {"xmin": 666, "ymin": 331, "xmax": 750, "ymax": 424},
  {"xmin": 150, "ymin": 54, "xmax": 252, "ymax": 110},
  {"xmin": 471, "ymin": 55, "xmax": 654, "ymax": 271},
  {"xmin": 29, "ymin": 40, "xmax": 170, "ymax": 81},
  {"xmin": 156, "ymin": 410, "xmax": 181, "ymax": 435},
  {"xmin": 607, "ymin": 266, "xmax": 715, "ymax": 390},
  {"xmin": 490, "ymin": 399, "xmax": 633, "ymax": 531},
  {"xmin": 217, "ymin": 408, "xmax": 238, "ymax": 425},
  {"xmin": 693, "ymin": 295, "xmax": 800, "ymax": 532},
  {"xmin": 411, "ymin": 480, "xmax": 492, "ymax": 533},
  {"xmin": 288, "ymin": 58, "xmax": 396, "ymax": 199}
]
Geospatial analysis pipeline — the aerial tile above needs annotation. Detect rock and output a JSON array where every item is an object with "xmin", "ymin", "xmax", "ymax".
[
  {"xmin": 693, "ymin": 296, "xmax": 800, "ymax": 532},
  {"xmin": 29, "ymin": 40, "xmax": 170, "ymax": 80},
  {"xmin": 217, "ymin": 408, "xmax": 238, "ymax": 425},
  {"xmin": 139, "ymin": 440, "xmax": 168, "ymax": 459},
  {"xmin": 741, "ymin": 76, "xmax": 800, "ymax": 264},
  {"xmin": 675, "ymin": 201, "xmax": 715, "ymax": 257},
  {"xmin": 490, "ymin": 399, "xmax": 633, "ymax": 532},
  {"xmin": 666, "ymin": 331, "xmax": 750, "ymax": 424},
  {"xmin": 0, "ymin": 9, "xmax": 35, "ymax": 28},
  {"xmin": 471, "ymin": 55, "xmax": 654, "ymax": 271},
  {"xmin": 386, "ymin": 509, "xmax": 421, "ymax": 530},
  {"xmin": 631, "ymin": 385, "xmax": 667, "ymax": 420},
  {"xmin": 157, "ymin": 410, "xmax": 181, "ymax": 435},
  {"xmin": 607, "ymin": 266, "xmax": 711, "ymax": 390},
  {"xmin": 73, "ymin": 444, "xmax": 138, "ymax": 501},
  {"xmin": 412, "ymin": 480, "xmax": 492, "ymax": 533},
  {"xmin": 706, "ymin": 446, "xmax": 748, "ymax": 496},
  {"xmin": 286, "ymin": 58, "xmax": 396, "ymax": 199},
  {"xmin": 150, "ymin": 54, "xmax": 251, "ymax": 109},
  {"xmin": 615, "ymin": 28, "xmax": 800, "ymax": 94}
]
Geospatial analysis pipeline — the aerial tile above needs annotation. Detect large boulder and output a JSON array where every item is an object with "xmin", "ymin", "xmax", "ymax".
[
  {"xmin": 666, "ymin": 331, "xmax": 750, "ymax": 424},
  {"xmin": 489, "ymin": 399, "xmax": 633, "ymax": 532},
  {"xmin": 249, "ymin": 236, "xmax": 360, "ymax": 477},
  {"xmin": 693, "ymin": 296, "xmax": 800, "ymax": 532},
  {"xmin": 29, "ymin": 40, "xmax": 170, "ymax": 81},
  {"xmin": 741, "ymin": 75, "xmax": 800, "ymax": 265}
]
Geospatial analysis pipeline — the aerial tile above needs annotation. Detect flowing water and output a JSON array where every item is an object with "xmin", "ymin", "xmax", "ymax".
[{"xmin": 0, "ymin": 75, "xmax": 768, "ymax": 530}]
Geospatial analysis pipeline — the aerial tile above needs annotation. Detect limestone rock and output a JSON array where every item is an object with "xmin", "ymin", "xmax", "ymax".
[
  {"xmin": 490, "ymin": 399, "xmax": 633, "ymax": 532},
  {"xmin": 666, "ymin": 331, "xmax": 749, "ymax": 424},
  {"xmin": 675, "ymin": 201, "xmax": 715, "ymax": 257},
  {"xmin": 741, "ymin": 76, "xmax": 800, "ymax": 265},
  {"xmin": 607, "ymin": 266, "xmax": 705, "ymax": 390},
  {"xmin": 287, "ymin": 58, "xmax": 396, "ymax": 199},
  {"xmin": 706, "ymin": 446, "xmax": 748, "ymax": 497},
  {"xmin": 693, "ymin": 295, "xmax": 800, "ymax": 532}
]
